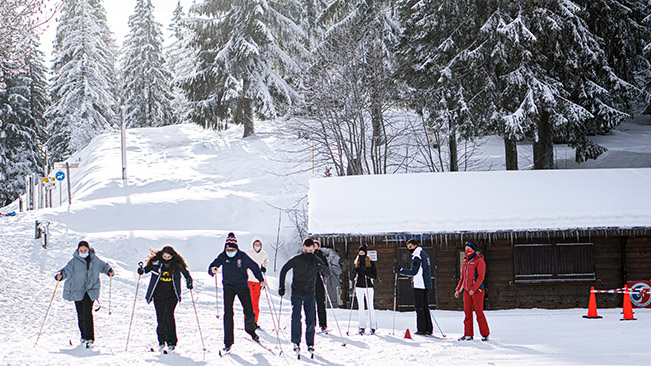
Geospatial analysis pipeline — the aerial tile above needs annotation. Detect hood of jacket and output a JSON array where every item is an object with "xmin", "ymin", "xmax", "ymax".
[{"xmin": 251, "ymin": 237, "xmax": 263, "ymax": 251}]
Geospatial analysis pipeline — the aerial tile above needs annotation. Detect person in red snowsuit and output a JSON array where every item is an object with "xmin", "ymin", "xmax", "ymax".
[{"xmin": 454, "ymin": 241, "xmax": 490, "ymax": 341}]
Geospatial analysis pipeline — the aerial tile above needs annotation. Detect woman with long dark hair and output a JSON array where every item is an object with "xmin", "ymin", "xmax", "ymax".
[
  {"xmin": 138, "ymin": 245, "xmax": 193, "ymax": 353},
  {"xmin": 352, "ymin": 244, "xmax": 378, "ymax": 334}
]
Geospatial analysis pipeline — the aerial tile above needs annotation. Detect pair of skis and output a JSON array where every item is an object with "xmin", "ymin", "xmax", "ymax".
[{"xmin": 219, "ymin": 337, "xmax": 277, "ymax": 357}]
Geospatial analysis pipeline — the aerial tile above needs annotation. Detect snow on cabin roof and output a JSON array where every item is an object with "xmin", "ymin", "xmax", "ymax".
[{"xmin": 308, "ymin": 168, "xmax": 651, "ymax": 236}]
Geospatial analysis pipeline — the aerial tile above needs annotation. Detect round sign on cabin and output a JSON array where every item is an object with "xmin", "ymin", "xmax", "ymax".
[
  {"xmin": 627, "ymin": 281, "xmax": 651, "ymax": 308},
  {"xmin": 55, "ymin": 171, "xmax": 65, "ymax": 181}
]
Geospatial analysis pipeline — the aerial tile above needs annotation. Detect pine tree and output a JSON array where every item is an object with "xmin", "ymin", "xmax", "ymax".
[
  {"xmin": 122, "ymin": 0, "xmax": 175, "ymax": 128},
  {"xmin": 45, "ymin": 0, "xmax": 118, "ymax": 162},
  {"xmin": 316, "ymin": 0, "xmax": 400, "ymax": 173},
  {"xmin": 395, "ymin": 0, "xmax": 487, "ymax": 172},
  {"xmin": 181, "ymin": 0, "xmax": 304, "ymax": 137},
  {"xmin": 165, "ymin": 1, "xmax": 195, "ymax": 124},
  {"xmin": 0, "ymin": 46, "xmax": 49, "ymax": 200}
]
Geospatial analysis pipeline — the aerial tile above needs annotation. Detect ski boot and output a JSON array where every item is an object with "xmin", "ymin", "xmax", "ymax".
[
  {"xmin": 358, "ymin": 328, "xmax": 365, "ymax": 335},
  {"xmin": 370, "ymin": 329, "xmax": 376, "ymax": 335},
  {"xmin": 481, "ymin": 335, "xmax": 489, "ymax": 341},
  {"xmin": 458, "ymin": 335, "xmax": 473, "ymax": 341},
  {"xmin": 308, "ymin": 345, "xmax": 314, "ymax": 359}
]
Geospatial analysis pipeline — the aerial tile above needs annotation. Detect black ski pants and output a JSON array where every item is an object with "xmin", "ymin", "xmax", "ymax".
[
  {"xmin": 413, "ymin": 288, "xmax": 433, "ymax": 334},
  {"xmin": 74, "ymin": 293, "xmax": 94, "ymax": 341},
  {"xmin": 154, "ymin": 297, "xmax": 178, "ymax": 346},
  {"xmin": 315, "ymin": 276, "xmax": 327, "ymax": 329},
  {"xmin": 223, "ymin": 287, "xmax": 257, "ymax": 347}
]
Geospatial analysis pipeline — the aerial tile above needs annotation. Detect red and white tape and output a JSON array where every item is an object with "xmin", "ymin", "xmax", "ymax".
[{"xmin": 591, "ymin": 287, "xmax": 651, "ymax": 294}]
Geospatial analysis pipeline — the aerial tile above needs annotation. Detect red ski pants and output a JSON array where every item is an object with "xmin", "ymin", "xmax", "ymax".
[
  {"xmin": 463, "ymin": 289, "xmax": 490, "ymax": 337},
  {"xmin": 248, "ymin": 281, "xmax": 262, "ymax": 323}
]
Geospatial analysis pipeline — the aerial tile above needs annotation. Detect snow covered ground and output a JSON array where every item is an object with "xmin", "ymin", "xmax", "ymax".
[{"xmin": 1, "ymin": 117, "xmax": 651, "ymax": 365}]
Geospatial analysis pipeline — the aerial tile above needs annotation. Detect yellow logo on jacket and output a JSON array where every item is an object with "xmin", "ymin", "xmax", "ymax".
[{"xmin": 160, "ymin": 270, "xmax": 172, "ymax": 282}]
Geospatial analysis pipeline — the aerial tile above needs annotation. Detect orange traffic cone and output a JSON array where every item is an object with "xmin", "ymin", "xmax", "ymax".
[
  {"xmin": 583, "ymin": 286, "xmax": 602, "ymax": 319},
  {"xmin": 621, "ymin": 285, "xmax": 637, "ymax": 321},
  {"xmin": 404, "ymin": 329, "xmax": 412, "ymax": 339}
]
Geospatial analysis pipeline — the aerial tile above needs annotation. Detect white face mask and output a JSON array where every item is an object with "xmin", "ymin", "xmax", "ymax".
[
  {"xmin": 79, "ymin": 252, "xmax": 89, "ymax": 258},
  {"xmin": 254, "ymin": 245, "xmax": 262, "ymax": 252}
]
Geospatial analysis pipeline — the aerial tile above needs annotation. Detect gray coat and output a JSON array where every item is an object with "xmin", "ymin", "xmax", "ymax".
[{"xmin": 57, "ymin": 248, "xmax": 112, "ymax": 301}]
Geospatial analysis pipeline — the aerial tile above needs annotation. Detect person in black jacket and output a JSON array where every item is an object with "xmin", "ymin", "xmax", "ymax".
[
  {"xmin": 139, "ymin": 245, "xmax": 193, "ymax": 352},
  {"xmin": 353, "ymin": 244, "xmax": 378, "ymax": 334},
  {"xmin": 208, "ymin": 232, "xmax": 267, "ymax": 352},
  {"xmin": 279, "ymin": 237, "xmax": 330, "ymax": 354},
  {"xmin": 313, "ymin": 240, "xmax": 329, "ymax": 332}
]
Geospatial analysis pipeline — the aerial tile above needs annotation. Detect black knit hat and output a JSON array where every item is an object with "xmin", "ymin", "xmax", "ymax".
[
  {"xmin": 465, "ymin": 241, "xmax": 477, "ymax": 251},
  {"xmin": 225, "ymin": 232, "xmax": 238, "ymax": 249},
  {"xmin": 302, "ymin": 237, "xmax": 315, "ymax": 247},
  {"xmin": 358, "ymin": 244, "xmax": 368, "ymax": 254},
  {"xmin": 77, "ymin": 240, "xmax": 90, "ymax": 249}
]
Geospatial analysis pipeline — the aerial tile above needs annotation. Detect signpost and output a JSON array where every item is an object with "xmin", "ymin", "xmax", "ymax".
[
  {"xmin": 120, "ymin": 98, "xmax": 127, "ymax": 181},
  {"xmin": 53, "ymin": 162, "xmax": 79, "ymax": 205}
]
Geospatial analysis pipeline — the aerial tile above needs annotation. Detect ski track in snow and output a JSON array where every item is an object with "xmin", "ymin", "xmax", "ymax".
[{"xmin": 2, "ymin": 120, "xmax": 651, "ymax": 365}]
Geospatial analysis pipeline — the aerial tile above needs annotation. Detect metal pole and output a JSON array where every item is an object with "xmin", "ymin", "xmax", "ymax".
[
  {"xmin": 59, "ymin": 181, "xmax": 62, "ymax": 207},
  {"xmin": 120, "ymin": 99, "xmax": 127, "ymax": 181},
  {"xmin": 66, "ymin": 162, "xmax": 72, "ymax": 205}
]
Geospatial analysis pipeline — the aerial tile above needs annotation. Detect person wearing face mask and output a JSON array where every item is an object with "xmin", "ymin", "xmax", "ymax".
[
  {"xmin": 139, "ymin": 245, "xmax": 193, "ymax": 352},
  {"xmin": 55, "ymin": 241, "xmax": 114, "ymax": 347},
  {"xmin": 353, "ymin": 244, "xmax": 378, "ymax": 334},
  {"xmin": 209, "ymin": 232, "xmax": 267, "ymax": 353},
  {"xmin": 454, "ymin": 241, "xmax": 490, "ymax": 341},
  {"xmin": 245, "ymin": 237, "xmax": 269, "ymax": 328},
  {"xmin": 278, "ymin": 237, "xmax": 330, "ymax": 355},
  {"xmin": 393, "ymin": 238, "xmax": 433, "ymax": 336}
]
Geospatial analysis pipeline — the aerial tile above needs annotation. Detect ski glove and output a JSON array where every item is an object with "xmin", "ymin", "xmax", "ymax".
[
  {"xmin": 393, "ymin": 264, "xmax": 400, "ymax": 273},
  {"xmin": 187, "ymin": 280, "xmax": 193, "ymax": 290},
  {"xmin": 261, "ymin": 267, "xmax": 266, "ymax": 273},
  {"xmin": 278, "ymin": 287, "xmax": 285, "ymax": 297},
  {"xmin": 137, "ymin": 267, "xmax": 145, "ymax": 275}
]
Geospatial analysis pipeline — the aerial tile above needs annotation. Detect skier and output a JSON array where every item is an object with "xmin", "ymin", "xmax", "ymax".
[
  {"xmin": 353, "ymin": 244, "xmax": 378, "ymax": 334},
  {"xmin": 209, "ymin": 232, "xmax": 267, "ymax": 353},
  {"xmin": 454, "ymin": 241, "xmax": 490, "ymax": 341},
  {"xmin": 138, "ymin": 245, "xmax": 193, "ymax": 352},
  {"xmin": 245, "ymin": 237, "xmax": 269, "ymax": 329},
  {"xmin": 54, "ymin": 240, "xmax": 114, "ymax": 347},
  {"xmin": 394, "ymin": 239, "xmax": 433, "ymax": 335},
  {"xmin": 314, "ymin": 239, "xmax": 329, "ymax": 333},
  {"xmin": 278, "ymin": 237, "xmax": 330, "ymax": 357}
]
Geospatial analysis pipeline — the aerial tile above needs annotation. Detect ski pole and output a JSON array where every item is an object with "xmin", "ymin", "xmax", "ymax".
[
  {"xmin": 262, "ymin": 277, "xmax": 284, "ymax": 355},
  {"xmin": 430, "ymin": 310, "xmax": 446, "ymax": 337},
  {"xmin": 35, "ymin": 278, "xmax": 60, "ymax": 346},
  {"xmin": 320, "ymin": 273, "xmax": 346, "ymax": 347},
  {"xmin": 214, "ymin": 273, "xmax": 220, "ymax": 319},
  {"xmin": 109, "ymin": 275, "xmax": 112, "ymax": 315},
  {"xmin": 363, "ymin": 273, "xmax": 374, "ymax": 331},
  {"xmin": 125, "ymin": 261, "xmax": 143, "ymax": 351},
  {"xmin": 190, "ymin": 289, "xmax": 207, "ymax": 351},
  {"xmin": 392, "ymin": 270, "xmax": 398, "ymax": 335},
  {"xmin": 346, "ymin": 274, "xmax": 357, "ymax": 335}
]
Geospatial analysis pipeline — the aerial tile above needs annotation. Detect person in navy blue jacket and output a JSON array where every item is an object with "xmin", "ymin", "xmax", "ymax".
[
  {"xmin": 394, "ymin": 239, "xmax": 433, "ymax": 335},
  {"xmin": 209, "ymin": 232, "xmax": 267, "ymax": 352},
  {"xmin": 138, "ymin": 245, "xmax": 193, "ymax": 352}
]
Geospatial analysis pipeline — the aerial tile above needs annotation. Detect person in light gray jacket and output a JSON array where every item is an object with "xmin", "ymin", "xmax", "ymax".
[{"xmin": 55, "ymin": 241, "xmax": 113, "ymax": 346}]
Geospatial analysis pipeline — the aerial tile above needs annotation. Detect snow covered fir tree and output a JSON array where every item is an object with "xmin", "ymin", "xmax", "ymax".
[
  {"xmin": 45, "ymin": 0, "xmax": 119, "ymax": 163},
  {"xmin": 180, "ymin": 0, "xmax": 304, "ymax": 137},
  {"xmin": 121, "ymin": 0, "xmax": 174, "ymax": 128},
  {"xmin": 0, "ymin": 46, "xmax": 49, "ymax": 201},
  {"xmin": 165, "ymin": 1, "xmax": 195, "ymax": 125}
]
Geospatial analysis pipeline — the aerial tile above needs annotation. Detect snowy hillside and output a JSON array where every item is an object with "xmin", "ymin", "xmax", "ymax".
[{"xmin": 1, "ymin": 120, "xmax": 651, "ymax": 365}]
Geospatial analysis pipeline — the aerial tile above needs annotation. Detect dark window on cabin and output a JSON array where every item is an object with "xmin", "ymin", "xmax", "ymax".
[{"xmin": 513, "ymin": 242, "xmax": 595, "ymax": 282}]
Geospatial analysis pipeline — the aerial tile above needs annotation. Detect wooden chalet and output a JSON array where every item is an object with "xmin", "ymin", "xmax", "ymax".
[{"xmin": 308, "ymin": 168, "xmax": 651, "ymax": 311}]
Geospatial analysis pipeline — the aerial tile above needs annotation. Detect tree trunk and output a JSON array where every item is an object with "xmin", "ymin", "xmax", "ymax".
[
  {"xmin": 241, "ymin": 80, "xmax": 254, "ymax": 138},
  {"xmin": 448, "ymin": 127, "xmax": 459, "ymax": 172},
  {"xmin": 533, "ymin": 111, "xmax": 554, "ymax": 169},
  {"xmin": 504, "ymin": 136, "xmax": 518, "ymax": 170}
]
